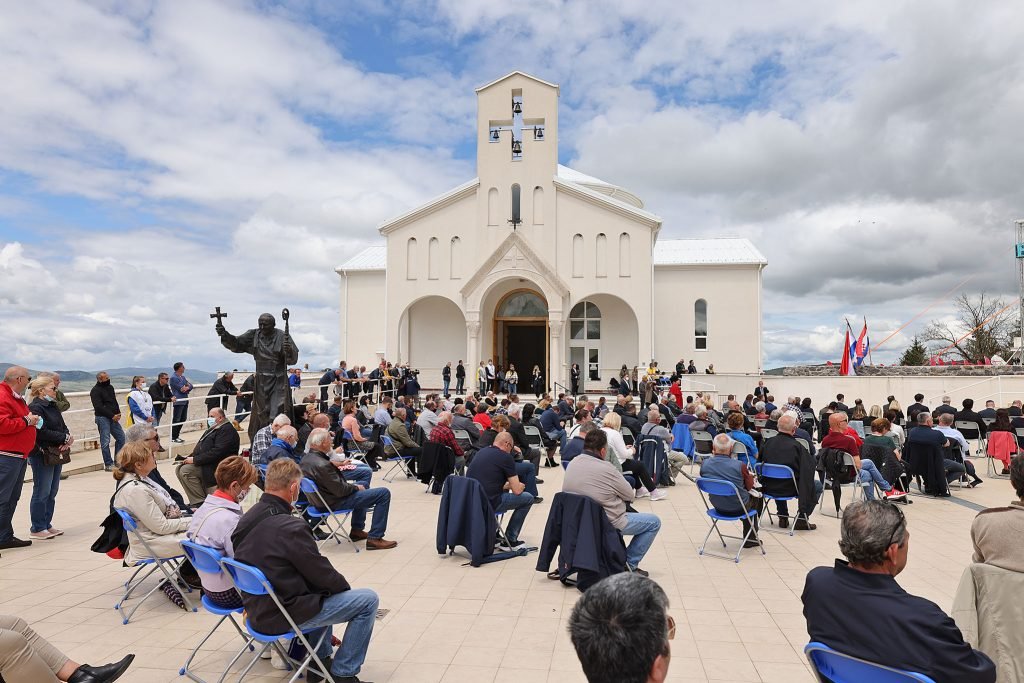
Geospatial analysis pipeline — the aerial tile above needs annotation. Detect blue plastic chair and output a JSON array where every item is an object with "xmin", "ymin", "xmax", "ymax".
[
  {"xmin": 804, "ymin": 642, "xmax": 935, "ymax": 682},
  {"xmin": 219, "ymin": 558, "xmax": 334, "ymax": 683},
  {"xmin": 694, "ymin": 478, "xmax": 765, "ymax": 563},
  {"xmin": 113, "ymin": 508, "xmax": 196, "ymax": 624},
  {"xmin": 756, "ymin": 463, "xmax": 811, "ymax": 536},
  {"xmin": 381, "ymin": 435, "xmax": 415, "ymax": 482},
  {"xmin": 298, "ymin": 477, "xmax": 358, "ymax": 552},
  {"xmin": 178, "ymin": 540, "xmax": 255, "ymax": 682}
]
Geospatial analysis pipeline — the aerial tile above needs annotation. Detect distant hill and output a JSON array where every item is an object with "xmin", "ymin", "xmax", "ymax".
[{"xmin": 1, "ymin": 363, "xmax": 219, "ymax": 392}]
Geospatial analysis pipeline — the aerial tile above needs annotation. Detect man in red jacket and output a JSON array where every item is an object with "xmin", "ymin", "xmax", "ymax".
[{"xmin": 0, "ymin": 366, "xmax": 39, "ymax": 550}]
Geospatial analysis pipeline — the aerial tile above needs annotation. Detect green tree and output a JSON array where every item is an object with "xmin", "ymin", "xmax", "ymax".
[{"xmin": 899, "ymin": 336, "xmax": 928, "ymax": 366}]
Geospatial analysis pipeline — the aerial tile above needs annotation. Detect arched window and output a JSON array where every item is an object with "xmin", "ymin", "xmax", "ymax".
[
  {"xmin": 596, "ymin": 233, "xmax": 607, "ymax": 277},
  {"xmin": 618, "ymin": 232, "xmax": 630, "ymax": 277},
  {"xmin": 406, "ymin": 238, "xmax": 417, "ymax": 280},
  {"xmin": 569, "ymin": 300, "xmax": 601, "ymax": 341},
  {"xmin": 450, "ymin": 236, "xmax": 461, "ymax": 279},
  {"xmin": 487, "ymin": 187, "xmax": 499, "ymax": 226},
  {"xmin": 497, "ymin": 291, "xmax": 547, "ymax": 317},
  {"xmin": 533, "ymin": 186, "xmax": 544, "ymax": 225},
  {"xmin": 427, "ymin": 237, "xmax": 439, "ymax": 279},
  {"xmin": 695, "ymin": 299, "xmax": 708, "ymax": 350},
  {"xmin": 572, "ymin": 234, "xmax": 583, "ymax": 277},
  {"xmin": 511, "ymin": 184, "xmax": 521, "ymax": 227}
]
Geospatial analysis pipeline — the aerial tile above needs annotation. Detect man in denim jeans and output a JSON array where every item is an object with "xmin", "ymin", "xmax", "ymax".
[
  {"xmin": 563, "ymin": 429, "xmax": 661, "ymax": 576},
  {"xmin": 232, "ymin": 458, "xmax": 378, "ymax": 683},
  {"xmin": 89, "ymin": 371, "xmax": 124, "ymax": 471}
]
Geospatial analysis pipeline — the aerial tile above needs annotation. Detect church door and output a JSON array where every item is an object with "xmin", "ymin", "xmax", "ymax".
[{"xmin": 493, "ymin": 290, "xmax": 548, "ymax": 391}]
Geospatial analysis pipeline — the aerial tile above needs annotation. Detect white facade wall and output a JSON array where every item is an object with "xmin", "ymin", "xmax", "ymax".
[{"xmin": 339, "ymin": 270, "xmax": 386, "ymax": 362}]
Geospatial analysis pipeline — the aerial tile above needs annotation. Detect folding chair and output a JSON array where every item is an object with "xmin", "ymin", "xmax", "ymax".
[
  {"xmin": 621, "ymin": 427, "xmax": 635, "ymax": 448},
  {"xmin": 689, "ymin": 431, "xmax": 714, "ymax": 476},
  {"xmin": 523, "ymin": 424, "xmax": 545, "ymax": 450},
  {"xmin": 760, "ymin": 428, "xmax": 779, "ymax": 440},
  {"xmin": 494, "ymin": 511, "xmax": 512, "ymax": 550},
  {"xmin": 753, "ymin": 418, "xmax": 768, "ymax": 430},
  {"xmin": 730, "ymin": 441, "xmax": 755, "ymax": 470},
  {"xmin": 954, "ymin": 420, "xmax": 984, "ymax": 455},
  {"xmin": 804, "ymin": 642, "xmax": 935, "ymax": 682},
  {"xmin": 820, "ymin": 453, "xmax": 864, "ymax": 518},
  {"xmin": 341, "ymin": 430, "xmax": 367, "ymax": 463},
  {"xmin": 178, "ymin": 540, "xmax": 255, "ymax": 683},
  {"xmin": 298, "ymin": 478, "xmax": 359, "ymax": 553},
  {"xmin": 945, "ymin": 444, "xmax": 970, "ymax": 489},
  {"xmin": 796, "ymin": 437, "xmax": 811, "ymax": 454},
  {"xmin": 381, "ymin": 435, "xmax": 414, "ymax": 483},
  {"xmin": 985, "ymin": 430, "xmax": 1016, "ymax": 477},
  {"xmin": 113, "ymin": 508, "xmax": 196, "ymax": 624},
  {"xmin": 756, "ymin": 463, "xmax": 811, "ymax": 536},
  {"xmin": 694, "ymin": 477, "xmax": 765, "ymax": 563},
  {"xmin": 220, "ymin": 558, "xmax": 336, "ymax": 683}
]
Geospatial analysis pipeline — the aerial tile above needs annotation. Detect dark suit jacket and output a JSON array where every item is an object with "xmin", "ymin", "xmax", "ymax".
[
  {"xmin": 802, "ymin": 561, "xmax": 995, "ymax": 683},
  {"xmin": 759, "ymin": 432, "xmax": 817, "ymax": 514},
  {"xmin": 905, "ymin": 426, "xmax": 948, "ymax": 495},
  {"xmin": 299, "ymin": 449, "xmax": 358, "ymax": 511},
  {"xmin": 191, "ymin": 421, "xmax": 240, "ymax": 489},
  {"xmin": 954, "ymin": 409, "xmax": 987, "ymax": 436}
]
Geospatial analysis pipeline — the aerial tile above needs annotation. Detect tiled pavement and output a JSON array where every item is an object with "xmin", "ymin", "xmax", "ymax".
[{"xmin": 0, "ymin": 456, "xmax": 1007, "ymax": 682}]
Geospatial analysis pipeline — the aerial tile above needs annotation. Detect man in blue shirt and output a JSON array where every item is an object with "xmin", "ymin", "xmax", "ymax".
[
  {"xmin": 467, "ymin": 433, "xmax": 533, "ymax": 547},
  {"xmin": 540, "ymin": 404, "xmax": 568, "ymax": 450},
  {"xmin": 561, "ymin": 422, "xmax": 595, "ymax": 465},
  {"xmin": 169, "ymin": 361, "xmax": 192, "ymax": 443}
]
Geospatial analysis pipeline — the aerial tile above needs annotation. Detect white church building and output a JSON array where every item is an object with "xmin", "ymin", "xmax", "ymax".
[{"xmin": 337, "ymin": 71, "xmax": 767, "ymax": 392}]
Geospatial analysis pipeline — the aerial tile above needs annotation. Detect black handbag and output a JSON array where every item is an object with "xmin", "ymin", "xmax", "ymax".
[{"xmin": 91, "ymin": 482, "xmax": 130, "ymax": 554}]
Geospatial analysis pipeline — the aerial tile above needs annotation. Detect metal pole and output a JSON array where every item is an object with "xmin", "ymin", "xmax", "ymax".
[{"xmin": 1016, "ymin": 220, "xmax": 1024, "ymax": 364}]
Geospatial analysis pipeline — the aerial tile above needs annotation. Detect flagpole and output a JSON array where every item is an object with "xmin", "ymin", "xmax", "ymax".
[{"xmin": 865, "ymin": 316, "xmax": 874, "ymax": 366}]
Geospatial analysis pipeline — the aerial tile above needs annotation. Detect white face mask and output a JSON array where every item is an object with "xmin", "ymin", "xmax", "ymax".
[
  {"xmin": 139, "ymin": 384, "xmax": 149, "ymax": 391},
  {"xmin": 236, "ymin": 487, "xmax": 250, "ymax": 503},
  {"xmin": 207, "ymin": 417, "xmax": 217, "ymax": 428}
]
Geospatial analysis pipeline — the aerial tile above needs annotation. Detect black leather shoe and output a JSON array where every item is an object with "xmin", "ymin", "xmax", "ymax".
[
  {"xmin": 793, "ymin": 520, "xmax": 817, "ymax": 531},
  {"xmin": 535, "ymin": 478, "xmax": 544, "ymax": 484},
  {"xmin": 0, "ymin": 537, "xmax": 31, "ymax": 550},
  {"xmin": 69, "ymin": 654, "xmax": 135, "ymax": 683}
]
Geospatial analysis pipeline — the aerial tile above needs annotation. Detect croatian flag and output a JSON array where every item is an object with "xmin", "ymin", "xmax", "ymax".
[
  {"xmin": 840, "ymin": 323, "xmax": 857, "ymax": 376},
  {"xmin": 854, "ymin": 319, "xmax": 870, "ymax": 367}
]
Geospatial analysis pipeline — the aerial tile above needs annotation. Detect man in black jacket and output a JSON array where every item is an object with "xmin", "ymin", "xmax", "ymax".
[
  {"xmin": 148, "ymin": 372, "xmax": 174, "ymax": 427},
  {"xmin": 300, "ymin": 428, "xmax": 397, "ymax": 550},
  {"xmin": 455, "ymin": 360, "xmax": 466, "ymax": 395},
  {"xmin": 954, "ymin": 398, "xmax": 987, "ymax": 438},
  {"xmin": 175, "ymin": 408, "xmax": 240, "ymax": 504},
  {"xmin": 802, "ymin": 500, "xmax": 995, "ymax": 683},
  {"xmin": 205, "ymin": 372, "xmax": 237, "ymax": 413},
  {"xmin": 90, "ymin": 371, "xmax": 124, "ymax": 471},
  {"xmin": 759, "ymin": 414, "xmax": 822, "ymax": 530},
  {"xmin": 232, "ymin": 458, "xmax": 379, "ymax": 683},
  {"xmin": 319, "ymin": 368, "xmax": 342, "ymax": 411},
  {"xmin": 907, "ymin": 394, "xmax": 929, "ymax": 424}
]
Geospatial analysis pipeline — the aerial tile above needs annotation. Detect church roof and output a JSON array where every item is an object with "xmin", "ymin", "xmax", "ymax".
[
  {"xmin": 475, "ymin": 71, "xmax": 560, "ymax": 93},
  {"xmin": 337, "ymin": 245, "xmax": 386, "ymax": 272},
  {"xmin": 556, "ymin": 165, "xmax": 645, "ymax": 209},
  {"xmin": 653, "ymin": 238, "xmax": 767, "ymax": 266}
]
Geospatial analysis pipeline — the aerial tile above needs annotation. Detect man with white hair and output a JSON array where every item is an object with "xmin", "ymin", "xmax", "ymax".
[
  {"xmin": 0, "ymin": 367, "xmax": 38, "ymax": 550},
  {"xmin": 429, "ymin": 411, "xmax": 467, "ymax": 473},
  {"xmin": 250, "ymin": 413, "xmax": 291, "ymax": 465},
  {"xmin": 416, "ymin": 400, "xmax": 439, "ymax": 438},
  {"xmin": 700, "ymin": 433, "xmax": 762, "ymax": 547},
  {"xmin": 301, "ymin": 428, "xmax": 397, "ymax": 550},
  {"xmin": 933, "ymin": 396, "xmax": 957, "ymax": 420}
]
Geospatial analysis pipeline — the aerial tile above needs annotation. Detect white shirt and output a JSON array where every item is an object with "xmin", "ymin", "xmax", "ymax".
[
  {"xmin": 602, "ymin": 426, "xmax": 633, "ymax": 463},
  {"xmin": 935, "ymin": 425, "xmax": 969, "ymax": 453},
  {"xmin": 417, "ymin": 408, "xmax": 439, "ymax": 438}
]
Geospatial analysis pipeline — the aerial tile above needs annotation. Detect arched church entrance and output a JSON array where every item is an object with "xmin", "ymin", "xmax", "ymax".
[{"xmin": 492, "ymin": 289, "xmax": 548, "ymax": 390}]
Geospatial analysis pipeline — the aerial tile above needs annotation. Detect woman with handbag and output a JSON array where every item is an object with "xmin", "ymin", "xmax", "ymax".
[{"xmin": 27, "ymin": 376, "xmax": 71, "ymax": 541}]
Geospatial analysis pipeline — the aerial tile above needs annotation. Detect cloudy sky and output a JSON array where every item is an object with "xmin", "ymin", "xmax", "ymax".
[{"xmin": 2, "ymin": 0, "xmax": 1022, "ymax": 373}]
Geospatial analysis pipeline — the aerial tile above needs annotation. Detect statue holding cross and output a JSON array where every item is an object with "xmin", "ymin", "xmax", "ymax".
[{"xmin": 212, "ymin": 308, "xmax": 299, "ymax": 441}]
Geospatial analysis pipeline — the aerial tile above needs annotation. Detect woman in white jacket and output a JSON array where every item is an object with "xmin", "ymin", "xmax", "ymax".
[
  {"xmin": 127, "ymin": 375, "xmax": 154, "ymax": 426},
  {"xmin": 112, "ymin": 442, "xmax": 189, "ymax": 565},
  {"xmin": 601, "ymin": 412, "xmax": 666, "ymax": 501}
]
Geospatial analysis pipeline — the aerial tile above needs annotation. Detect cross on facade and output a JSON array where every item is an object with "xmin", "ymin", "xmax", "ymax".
[{"xmin": 489, "ymin": 93, "xmax": 544, "ymax": 161}]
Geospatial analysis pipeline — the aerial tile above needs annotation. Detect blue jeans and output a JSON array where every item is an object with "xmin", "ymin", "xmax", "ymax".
[
  {"xmin": 334, "ymin": 487, "xmax": 391, "ymax": 538},
  {"xmin": 342, "ymin": 464, "xmax": 373, "ymax": 489},
  {"xmin": 94, "ymin": 416, "xmax": 125, "ymax": 467},
  {"xmin": 507, "ymin": 383, "xmax": 517, "ymax": 395},
  {"xmin": 443, "ymin": 380, "xmax": 450, "ymax": 396},
  {"xmin": 620, "ymin": 512, "xmax": 661, "ymax": 570},
  {"xmin": 496, "ymin": 491, "xmax": 534, "ymax": 542},
  {"xmin": 858, "ymin": 459, "xmax": 891, "ymax": 500},
  {"xmin": 296, "ymin": 588, "xmax": 379, "ymax": 678},
  {"xmin": 0, "ymin": 457, "xmax": 28, "ymax": 543},
  {"xmin": 515, "ymin": 461, "xmax": 538, "ymax": 497},
  {"xmin": 27, "ymin": 455, "xmax": 61, "ymax": 533},
  {"xmin": 234, "ymin": 398, "xmax": 251, "ymax": 424}
]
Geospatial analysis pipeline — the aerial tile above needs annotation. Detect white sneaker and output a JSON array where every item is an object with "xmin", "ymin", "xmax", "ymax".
[
  {"xmin": 635, "ymin": 488, "xmax": 650, "ymax": 498},
  {"xmin": 270, "ymin": 643, "xmax": 290, "ymax": 670},
  {"xmin": 650, "ymin": 488, "xmax": 669, "ymax": 501},
  {"xmin": 29, "ymin": 530, "xmax": 56, "ymax": 540}
]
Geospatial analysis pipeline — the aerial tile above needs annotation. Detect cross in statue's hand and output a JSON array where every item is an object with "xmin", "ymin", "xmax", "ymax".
[{"xmin": 210, "ymin": 306, "xmax": 228, "ymax": 329}]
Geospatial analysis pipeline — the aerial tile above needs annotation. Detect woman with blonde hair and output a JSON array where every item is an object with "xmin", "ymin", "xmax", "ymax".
[{"xmin": 27, "ymin": 376, "xmax": 71, "ymax": 540}]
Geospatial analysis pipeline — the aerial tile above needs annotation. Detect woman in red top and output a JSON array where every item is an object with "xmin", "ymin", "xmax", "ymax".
[{"xmin": 473, "ymin": 403, "xmax": 492, "ymax": 431}]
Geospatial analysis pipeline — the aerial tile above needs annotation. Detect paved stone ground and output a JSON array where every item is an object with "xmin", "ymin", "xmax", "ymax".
[{"xmin": 0, "ymin": 453, "xmax": 1007, "ymax": 682}]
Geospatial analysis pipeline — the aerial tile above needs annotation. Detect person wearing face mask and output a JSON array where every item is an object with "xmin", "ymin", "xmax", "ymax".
[
  {"xmin": 232, "ymin": 458, "xmax": 380, "ymax": 683},
  {"xmin": 175, "ymin": 408, "xmax": 241, "ymax": 505},
  {"xmin": 186, "ymin": 456, "xmax": 259, "ymax": 609},
  {"xmin": 127, "ymin": 376, "xmax": 154, "ymax": 427},
  {"xmin": 26, "ymin": 376, "xmax": 72, "ymax": 541}
]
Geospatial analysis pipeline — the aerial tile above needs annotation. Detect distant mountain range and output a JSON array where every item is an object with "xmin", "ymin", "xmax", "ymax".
[{"xmin": 1, "ymin": 363, "xmax": 219, "ymax": 392}]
